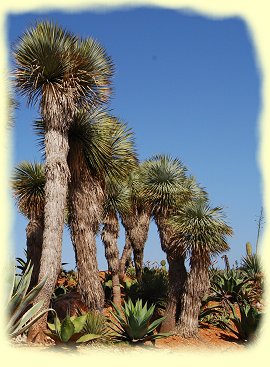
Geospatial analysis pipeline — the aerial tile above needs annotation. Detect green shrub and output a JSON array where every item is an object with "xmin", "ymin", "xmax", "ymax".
[
  {"xmin": 125, "ymin": 266, "xmax": 137, "ymax": 280},
  {"xmin": 126, "ymin": 266, "xmax": 168, "ymax": 309}
]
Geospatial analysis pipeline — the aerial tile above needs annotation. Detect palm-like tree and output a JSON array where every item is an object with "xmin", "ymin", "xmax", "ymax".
[
  {"xmin": 169, "ymin": 200, "xmax": 233, "ymax": 337},
  {"xmin": 11, "ymin": 162, "xmax": 45, "ymax": 289},
  {"xmin": 13, "ymin": 21, "xmax": 113, "ymax": 342},
  {"xmin": 34, "ymin": 109, "xmax": 136, "ymax": 311},
  {"xmin": 139, "ymin": 155, "xmax": 203, "ymax": 332},
  {"xmin": 67, "ymin": 110, "xmax": 136, "ymax": 310},
  {"xmin": 119, "ymin": 165, "xmax": 153, "ymax": 282},
  {"xmin": 101, "ymin": 181, "xmax": 131, "ymax": 306}
]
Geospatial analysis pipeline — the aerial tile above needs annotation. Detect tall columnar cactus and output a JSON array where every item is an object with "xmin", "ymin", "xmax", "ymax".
[{"xmin": 246, "ymin": 242, "xmax": 253, "ymax": 257}]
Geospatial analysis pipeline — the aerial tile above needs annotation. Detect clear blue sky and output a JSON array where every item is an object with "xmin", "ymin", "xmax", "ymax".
[{"xmin": 8, "ymin": 6, "xmax": 262, "ymax": 271}]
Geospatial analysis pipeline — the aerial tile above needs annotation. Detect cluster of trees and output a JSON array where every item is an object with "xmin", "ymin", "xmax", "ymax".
[{"xmin": 11, "ymin": 21, "xmax": 232, "ymax": 343}]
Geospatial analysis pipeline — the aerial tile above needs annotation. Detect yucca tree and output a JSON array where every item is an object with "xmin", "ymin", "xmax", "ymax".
[
  {"xmin": 101, "ymin": 181, "xmax": 132, "ymax": 307},
  {"xmin": 119, "ymin": 166, "xmax": 153, "ymax": 282},
  {"xmin": 139, "ymin": 155, "xmax": 204, "ymax": 332},
  {"xmin": 11, "ymin": 162, "xmax": 45, "ymax": 290},
  {"xmin": 67, "ymin": 110, "xmax": 136, "ymax": 310},
  {"xmin": 169, "ymin": 199, "xmax": 233, "ymax": 337},
  {"xmin": 34, "ymin": 110, "xmax": 136, "ymax": 311},
  {"xmin": 13, "ymin": 21, "xmax": 113, "ymax": 342}
]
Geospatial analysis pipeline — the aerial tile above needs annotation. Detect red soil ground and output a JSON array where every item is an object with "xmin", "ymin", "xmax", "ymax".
[{"xmin": 154, "ymin": 324, "xmax": 245, "ymax": 351}]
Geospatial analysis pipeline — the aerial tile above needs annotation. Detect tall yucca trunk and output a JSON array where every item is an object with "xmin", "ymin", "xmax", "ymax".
[
  {"xmin": 122, "ymin": 208, "xmax": 151, "ymax": 282},
  {"xmin": 101, "ymin": 213, "xmax": 121, "ymax": 307},
  {"xmin": 68, "ymin": 144, "xmax": 104, "ymax": 310},
  {"xmin": 160, "ymin": 252, "xmax": 187, "ymax": 333},
  {"xmin": 119, "ymin": 235, "xmax": 132, "ymax": 281},
  {"xmin": 155, "ymin": 213, "xmax": 187, "ymax": 333},
  {"xmin": 176, "ymin": 251, "xmax": 210, "ymax": 337},
  {"xmin": 26, "ymin": 216, "xmax": 44, "ymax": 290},
  {"xmin": 28, "ymin": 127, "xmax": 70, "ymax": 343}
]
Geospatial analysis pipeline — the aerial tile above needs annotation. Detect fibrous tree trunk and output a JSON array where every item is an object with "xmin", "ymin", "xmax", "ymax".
[
  {"xmin": 160, "ymin": 252, "xmax": 187, "ymax": 333},
  {"xmin": 68, "ymin": 142, "xmax": 104, "ymax": 311},
  {"xmin": 121, "ymin": 207, "xmax": 151, "ymax": 282},
  {"xmin": 155, "ymin": 212, "xmax": 187, "ymax": 333},
  {"xmin": 101, "ymin": 212, "xmax": 121, "ymax": 307},
  {"xmin": 26, "ymin": 216, "xmax": 44, "ymax": 290},
  {"xmin": 119, "ymin": 235, "xmax": 132, "ymax": 281},
  {"xmin": 176, "ymin": 251, "xmax": 210, "ymax": 338},
  {"xmin": 28, "ymin": 127, "xmax": 70, "ymax": 343}
]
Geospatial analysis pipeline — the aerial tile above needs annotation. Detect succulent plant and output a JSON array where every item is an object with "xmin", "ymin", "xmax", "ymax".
[
  {"xmin": 208, "ymin": 269, "xmax": 252, "ymax": 307},
  {"xmin": 218, "ymin": 300, "xmax": 262, "ymax": 342},
  {"xmin": 109, "ymin": 298, "xmax": 171, "ymax": 344},
  {"xmin": 241, "ymin": 253, "xmax": 262, "ymax": 279},
  {"xmin": 46, "ymin": 312, "xmax": 105, "ymax": 345},
  {"xmin": 80, "ymin": 310, "xmax": 111, "ymax": 341},
  {"xmin": 7, "ymin": 262, "xmax": 52, "ymax": 338}
]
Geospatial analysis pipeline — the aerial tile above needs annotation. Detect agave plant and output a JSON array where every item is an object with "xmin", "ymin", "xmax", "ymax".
[
  {"xmin": 218, "ymin": 300, "xmax": 262, "ymax": 342},
  {"xmin": 208, "ymin": 269, "xmax": 252, "ymax": 307},
  {"xmin": 199, "ymin": 302, "xmax": 223, "ymax": 322},
  {"xmin": 46, "ymin": 311, "xmax": 107, "ymax": 345},
  {"xmin": 15, "ymin": 250, "xmax": 28, "ymax": 275},
  {"xmin": 81, "ymin": 310, "xmax": 111, "ymax": 342},
  {"xmin": 109, "ymin": 298, "xmax": 171, "ymax": 344},
  {"xmin": 241, "ymin": 254, "xmax": 262, "ymax": 279},
  {"xmin": 7, "ymin": 262, "xmax": 53, "ymax": 338}
]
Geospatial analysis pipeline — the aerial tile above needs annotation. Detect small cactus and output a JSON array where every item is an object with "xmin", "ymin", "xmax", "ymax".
[
  {"xmin": 246, "ymin": 242, "xmax": 253, "ymax": 257},
  {"xmin": 160, "ymin": 260, "xmax": 166, "ymax": 267},
  {"xmin": 160, "ymin": 260, "xmax": 166, "ymax": 272}
]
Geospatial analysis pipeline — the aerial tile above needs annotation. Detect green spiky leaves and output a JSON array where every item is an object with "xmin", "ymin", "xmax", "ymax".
[
  {"xmin": 11, "ymin": 161, "xmax": 45, "ymax": 219},
  {"xmin": 109, "ymin": 298, "xmax": 171, "ymax": 343},
  {"xmin": 140, "ymin": 155, "xmax": 188, "ymax": 210},
  {"xmin": 169, "ymin": 200, "xmax": 232, "ymax": 256},
  {"xmin": 46, "ymin": 311, "xmax": 109, "ymax": 344},
  {"xmin": 218, "ymin": 300, "xmax": 262, "ymax": 342},
  {"xmin": 34, "ymin": 109, "xmax": 137, "ymax": 183},
  {"xmin": 7, "ymin": 262, "xmax": 53, "ymax": 338},
  {"xmin": 13, "ymin": 21, "xmax": 113, "ymax": 112}
]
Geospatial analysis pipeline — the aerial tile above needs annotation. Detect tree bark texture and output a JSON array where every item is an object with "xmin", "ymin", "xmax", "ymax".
[
  {"xmin": 122, "ymin": 208, "xmax": 151, "ymax": 282},
  {"xmin": 101, "ymin": 213, "xmax": 121, "ymax": 307},
  {"xmin": 28, "ymin": 128, "xmax": 70, "ymax": 343},
  {"xmin": 68, "ymin": 142, "xmax": 104, "ymax": 311},
  {"xmin": 155, "ymin": 213, "xmax": 187, "ymax": 333},
  {"xmin": 159, "ymin": 252, "xmax": 187, "ymax": 333},
  {"xmin": 26, "ymin": 217, "xmax": 44, "ymax": 290},
  {"xmin": 119, "ymin": 235, "xmax": 133, "ymax": 281},
  {"xmin": 176, "ymin": 251, "xmax": 210, "ymax": 338}
]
